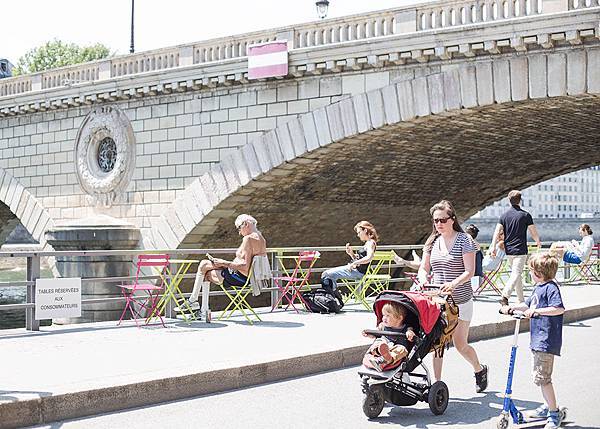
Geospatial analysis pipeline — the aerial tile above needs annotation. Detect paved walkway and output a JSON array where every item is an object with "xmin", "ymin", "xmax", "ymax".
[{"xmin": 2, "ymin": 283, "xmax": 600, "ymax": 429}]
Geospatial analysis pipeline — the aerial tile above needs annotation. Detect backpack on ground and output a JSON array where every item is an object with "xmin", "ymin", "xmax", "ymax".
[
  {"xmin": 301, "ymin": 277, "xmax": 344, "ymax": 314},
  {"xmin": 302, "ymin": 288, "xmax": 344, "ymax": 314}
]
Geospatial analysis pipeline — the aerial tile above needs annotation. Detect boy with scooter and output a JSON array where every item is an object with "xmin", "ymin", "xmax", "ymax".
[{"xmin": 500, "ymin": 252, "xmax": 565, "ymax": 429}]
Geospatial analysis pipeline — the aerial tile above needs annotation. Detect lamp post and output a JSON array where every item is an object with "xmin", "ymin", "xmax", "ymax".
[
  {"xmin": 130, "ymin": 0, "xmax": 135, "ymax": 54},
  {"xmin": 315, "ymin": 0, "xmax": 330, "ymax": 19}
]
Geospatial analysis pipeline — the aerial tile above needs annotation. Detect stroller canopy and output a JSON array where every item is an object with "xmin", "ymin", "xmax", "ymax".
[{"xmin": 373, "ymin": 290, "xmax": 441, "ymax": 334}]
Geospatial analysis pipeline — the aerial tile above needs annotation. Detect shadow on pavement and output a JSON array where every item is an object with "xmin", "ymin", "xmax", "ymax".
[
  {"xmin": 225, "ymin": 319, "xmax": 305, "ymax": 328},
  {"xmin": 373, "ymin": 391, "xmax": 539, "ymax": 427}
]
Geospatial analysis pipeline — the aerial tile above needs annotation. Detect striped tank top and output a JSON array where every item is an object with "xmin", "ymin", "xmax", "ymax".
[{"xmin": 427, "ymin": 232, "xmax": 476, "ymax": 305}]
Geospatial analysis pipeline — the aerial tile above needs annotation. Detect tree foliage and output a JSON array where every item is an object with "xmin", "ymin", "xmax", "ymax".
[{"xmin": 13, "ymin": 40, "xmax": 112, "ymax": 76}]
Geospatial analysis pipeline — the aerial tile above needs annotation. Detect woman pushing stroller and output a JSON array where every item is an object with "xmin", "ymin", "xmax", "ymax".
[{"xmin": 418, "ymin": 200, "xmax": 489, "ymax": 393}]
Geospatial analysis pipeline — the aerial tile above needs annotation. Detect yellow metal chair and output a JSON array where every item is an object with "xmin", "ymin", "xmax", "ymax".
[
  {"xmin": 218, "ymin": 262, "xmax": 262, "ymax": 324},
  {"xmin": 341, "ymin": 251, "xmax": 394, "ymax": 310}
]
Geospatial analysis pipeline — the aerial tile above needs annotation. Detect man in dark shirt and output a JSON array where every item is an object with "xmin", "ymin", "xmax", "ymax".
[{"xmin": 489, "ymin": 190, "xmax": 541, "ymax": 305}]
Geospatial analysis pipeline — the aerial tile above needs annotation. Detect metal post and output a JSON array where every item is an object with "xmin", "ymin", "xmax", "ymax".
[
  {"xmin": 26, "ymin": 255, "xmax": 40, "ymax": 331},
  {"xmin": 270, "ymin": 250, "xmax": 281, "ymax": 308},
  {"xmin": 130, "ymin": 0, "xmax": 135, "ymax": 54}
]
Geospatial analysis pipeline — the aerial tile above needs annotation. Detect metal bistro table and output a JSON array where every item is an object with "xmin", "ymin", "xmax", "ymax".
[
  {"xmin": 271, "ymin": 251, "xmax": 320, "ymax": 313},
  {"xmin": 146, "ymin": 258, "xmax": 199, "ymax": 324}
]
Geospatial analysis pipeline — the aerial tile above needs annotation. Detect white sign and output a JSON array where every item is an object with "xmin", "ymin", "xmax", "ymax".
[{"xmin": 35, "ymin": 278, "xmax": 82, "ymax": 320}]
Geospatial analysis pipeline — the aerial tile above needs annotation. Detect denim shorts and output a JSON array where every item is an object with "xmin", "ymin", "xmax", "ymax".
[
  {"xmin": 563, "ymin": 250, "xmax": 582, "ymax": 264},
  {"xmin": 532, "ymin": 350, "xmax": 554, "ymax": 386}
]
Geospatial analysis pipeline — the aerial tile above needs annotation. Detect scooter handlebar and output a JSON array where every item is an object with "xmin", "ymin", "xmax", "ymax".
[{"xmin": 498, "ymin": 308, "xmax": 540, "ymax": 319}]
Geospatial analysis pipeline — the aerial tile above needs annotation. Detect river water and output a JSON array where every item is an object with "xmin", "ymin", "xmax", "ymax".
[{"xmin": 0, "ymin": 268, "xmax": 52, "ymax": 329}]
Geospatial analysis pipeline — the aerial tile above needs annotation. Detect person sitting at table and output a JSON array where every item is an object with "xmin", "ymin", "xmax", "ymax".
[
  {"xmin": 177, "ymin": 214, "xmax": 270, "ymax": 321},
  {"xmin": 321, "ymin": 220, "xmax": 378, "ymax": 290},
  {"xmin": 549, "ymin": 223, "xmax": 594, "ymax": 265}
]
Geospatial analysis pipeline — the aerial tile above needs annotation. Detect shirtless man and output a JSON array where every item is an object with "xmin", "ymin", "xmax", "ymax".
[{"xmin": 179, "ymin": 214, "xmax": 267, "ymax": 321}]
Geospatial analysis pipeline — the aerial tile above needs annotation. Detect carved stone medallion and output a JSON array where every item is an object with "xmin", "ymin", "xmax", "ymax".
[{"xmin": 74, "ymin": 106, "xmax": 136, "ymax": 207}]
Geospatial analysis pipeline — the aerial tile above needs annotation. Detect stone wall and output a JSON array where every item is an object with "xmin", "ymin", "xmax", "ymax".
[{"xmin": 0, "ymin": 64, "xmax": 439, "ymax": 234}]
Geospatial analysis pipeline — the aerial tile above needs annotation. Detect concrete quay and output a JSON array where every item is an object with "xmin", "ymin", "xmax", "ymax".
[{"xmin": 1, "ymin": 284, "xmax": 600, "ymax": 429}]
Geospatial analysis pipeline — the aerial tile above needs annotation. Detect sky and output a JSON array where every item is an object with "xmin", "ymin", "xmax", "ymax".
[{"xmin": 1, "ymin": 0, "xmax": 427, "ymax": 65}]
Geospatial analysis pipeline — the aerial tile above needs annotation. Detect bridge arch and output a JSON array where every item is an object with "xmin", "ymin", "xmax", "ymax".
[
  {"xmin": 149, "ymin": 49, "xmax": 600, "ymax": 249},
  {"xmin": 0, "ymin": 168, "xmax": 55, "ymax": 247}
]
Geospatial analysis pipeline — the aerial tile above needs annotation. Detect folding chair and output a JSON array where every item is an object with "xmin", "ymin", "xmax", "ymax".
[
  {"xmin": 577, "ymin": 258, "xmax": 600, "ymax": 284},
  {"xmin": 405, "ymin": 271, "xmax": 431, "ymax": 291},
  {"xmin": 218, "ymin": 262, "xmax": 261, "ymax": 324},
  {"xmin": 117, "ymin": 254, "xmax": 170, "ymax": 327},
  {"xmin": 341, "ymin": 250, "xmax": 394, "ymax": 310},
  {"xmin": 474, "ymin": 263, "xmax": 503, "ymax": 296},
  {"xmin": 272, "ymin": 250, "xmax": 320, "ymax": 312}
]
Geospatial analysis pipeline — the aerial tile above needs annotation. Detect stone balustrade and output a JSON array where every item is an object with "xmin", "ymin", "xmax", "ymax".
[
  {"xmin": 0, "ymin": 0, "xmax": 597, "ymax": 101},
  {"xmin": 416, "ymin": 0, "xmax": 543, "ymax": 31}
]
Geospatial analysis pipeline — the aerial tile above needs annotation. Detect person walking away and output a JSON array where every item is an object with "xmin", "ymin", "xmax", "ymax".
[{"xmin": 489, "ymin": 190, "xmax": 541, "ymax": 305}]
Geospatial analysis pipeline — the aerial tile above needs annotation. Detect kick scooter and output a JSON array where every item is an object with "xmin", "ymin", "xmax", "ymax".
[{"xmin": 496, "ymin": 310, "xmax": 566, "ymax": 429}]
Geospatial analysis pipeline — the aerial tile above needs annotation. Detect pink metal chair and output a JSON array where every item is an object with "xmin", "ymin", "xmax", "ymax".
[
  {"xmin": 474, "ymin": 263, "xmax": 503, "ymax": 296},
  {"xmin": 272, "ymin": 250, "xmax": 320, "ymax": 312},
  {"xmin": 117, "ymin": 254, "xmax": 170, "ymax": 327}
]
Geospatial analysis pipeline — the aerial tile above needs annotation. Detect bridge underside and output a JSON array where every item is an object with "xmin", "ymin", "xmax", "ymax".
[
  {"xmin": 0, "ymin": 204, "xmax": 19, "ymax": 245},
  {"xmin": 180, "ymin": 95, "xmax": 600, "ymax": 249}
]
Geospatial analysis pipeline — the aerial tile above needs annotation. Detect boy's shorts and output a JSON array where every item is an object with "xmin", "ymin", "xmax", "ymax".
[{"xmin": 532, "ymin": 350, "xmax": 554, "ymax": 386}]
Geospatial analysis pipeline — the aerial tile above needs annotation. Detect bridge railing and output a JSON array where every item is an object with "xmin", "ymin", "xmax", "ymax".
[
  {"xmin": 569, "ymin": 0, "xmax": 600, "ymax": 9},
  {"xmin": 416, "ymin": 0, "xmax": 543, "ymax": 31},
  {"xmin": 0, "ymin": 0, "xmax": 589, "ymax": 98}
]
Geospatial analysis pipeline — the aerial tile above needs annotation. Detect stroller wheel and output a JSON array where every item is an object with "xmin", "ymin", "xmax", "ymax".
[
  {"xmin": 362, "ymin": 385, "xmax": 385, "ymax": 419},
  {"xmin": 428, "ymin": 381, "xmax": 449, "ymax": 415}
]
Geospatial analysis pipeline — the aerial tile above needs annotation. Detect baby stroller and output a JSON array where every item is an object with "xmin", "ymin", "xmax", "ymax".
[{"xmin": 359, "ymin": 290, "xmax": 458, "ymax": 419}]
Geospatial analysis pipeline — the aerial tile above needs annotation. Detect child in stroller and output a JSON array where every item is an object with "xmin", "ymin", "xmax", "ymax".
[
  {"xmin": 362, "ymin": 301, "xmax": 416, "ymax": 371},
  {"xmin": 359, "ymin": 290, "xmax": 457, "ymax": 419}
]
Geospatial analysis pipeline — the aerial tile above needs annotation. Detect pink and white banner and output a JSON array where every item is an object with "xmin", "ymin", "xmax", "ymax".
[{"xmin": 247, "ymin": 41, "xmax": 288, "ymax": 80}]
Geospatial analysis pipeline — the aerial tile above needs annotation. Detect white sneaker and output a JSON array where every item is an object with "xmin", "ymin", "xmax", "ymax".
[{"xmin": 175, "ymin": 300, "xmax": 200, "ymax": 312}]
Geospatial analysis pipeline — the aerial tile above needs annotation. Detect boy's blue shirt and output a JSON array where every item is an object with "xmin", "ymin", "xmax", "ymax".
[{"xmin": 525, "ymin": 280, "xmax": 564, "ymax": 356}]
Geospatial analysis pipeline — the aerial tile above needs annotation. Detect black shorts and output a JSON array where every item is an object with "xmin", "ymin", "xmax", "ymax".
[{"xmin": 221, "ymin": 268, "xmax": 248, "ymax": 287}]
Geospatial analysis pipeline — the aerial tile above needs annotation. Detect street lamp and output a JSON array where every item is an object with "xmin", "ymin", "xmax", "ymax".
[
  {"xmin": 130, "ymin": 0, "xmax": 135, "ymax": 54},
  {"xmin": 315, "ymin": 0, "xmax": 330, "ymax": 19}
]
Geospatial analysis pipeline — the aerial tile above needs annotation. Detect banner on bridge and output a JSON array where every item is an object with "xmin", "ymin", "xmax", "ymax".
[{"xmin": 248, "ymin": 40, "xmax": 288, "ymax": 80}]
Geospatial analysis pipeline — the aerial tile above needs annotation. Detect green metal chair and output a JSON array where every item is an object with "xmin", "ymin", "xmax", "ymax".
[{"xmin": 341, "ymin": 250, "xmax": 394, "ymax": 310}]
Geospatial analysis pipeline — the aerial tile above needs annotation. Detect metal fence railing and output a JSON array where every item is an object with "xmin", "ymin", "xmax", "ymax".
[
  {"xmin": 1, "ymin": 241, "xmax": 596, "ymax": 331},
  {"xmin": 0, "ymin": 244, "xmax": 424, "ymax": 331}
]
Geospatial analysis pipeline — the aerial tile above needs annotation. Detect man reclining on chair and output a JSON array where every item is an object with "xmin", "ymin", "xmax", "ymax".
[{"xmin": 177, "ymin": 214, "xmax": 269, "ymax": 321}]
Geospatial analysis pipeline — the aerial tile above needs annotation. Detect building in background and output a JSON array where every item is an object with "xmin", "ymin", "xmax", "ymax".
[
  {"xmin": 0, "ymin": 59, "xmax": 13, "ymax": 79},
  {"xmin": 472, "ymin": 166, "xmax": 600, "ymax": 219}
]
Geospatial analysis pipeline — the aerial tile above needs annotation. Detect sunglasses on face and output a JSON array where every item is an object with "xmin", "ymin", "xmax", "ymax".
[{"xmin": 433, "ymin": 217, "xmax": 452, "ymax": 224}]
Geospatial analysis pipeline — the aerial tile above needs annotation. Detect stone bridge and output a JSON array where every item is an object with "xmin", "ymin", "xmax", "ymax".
[{"xmin": 1, "ymin": 0, "xmax": 600, "ymax": 251}]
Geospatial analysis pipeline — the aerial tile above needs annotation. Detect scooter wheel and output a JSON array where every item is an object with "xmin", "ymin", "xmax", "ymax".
[{"xmin": 496, "ymin": 415, "xmax": 509, "ymax": 429}]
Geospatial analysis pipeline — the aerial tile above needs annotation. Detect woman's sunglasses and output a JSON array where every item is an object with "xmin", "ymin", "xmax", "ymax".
[{"xmin": 433, "ymin": 217, "xmax": 452, "ymax": 224}]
